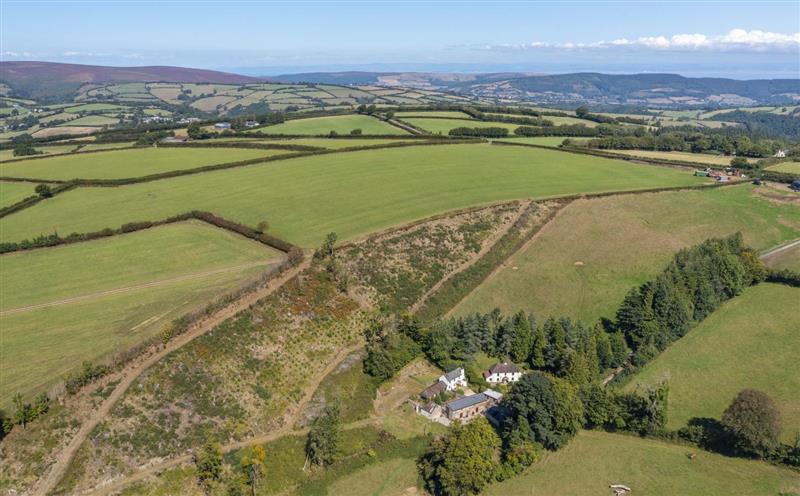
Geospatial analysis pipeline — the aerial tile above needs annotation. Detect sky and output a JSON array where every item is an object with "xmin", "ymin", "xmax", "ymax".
[{"xmin": 2, "ymin": 1, "xmax": 799, "ymax": 79}]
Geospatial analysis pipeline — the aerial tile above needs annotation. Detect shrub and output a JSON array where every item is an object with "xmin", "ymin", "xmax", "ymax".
[{"xmin": 721, "ymin": 389, "xmax": 782, "ymax": 458}]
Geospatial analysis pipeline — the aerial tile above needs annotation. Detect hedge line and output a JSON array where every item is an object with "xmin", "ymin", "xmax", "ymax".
[
  {"xmin": 414, "ymin": 200, "xmax": 569, "ymax": 325},
  {"xmin": 0, "ymin": 183, "xmax": 76, "ymax": 218},
  {"xmin": 0, "ymin": 210, "xmax": 298, "ymax": 254},
  {"xmin": 0, "ymin": 144, "xmax": 138, "ymax": 165},
  {"xmin": 761, "ymin": 169, "xmax": 800, "ymax": 184},
  {"xmin": 158, "ymin": 141, "xmax": 325, "ymax": 152},
  {"xmin": 766, "ymin": 268, "xmax": 800, "ymax": 287}
]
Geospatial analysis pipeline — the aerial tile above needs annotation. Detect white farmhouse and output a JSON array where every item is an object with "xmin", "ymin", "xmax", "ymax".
[
  {"xmin": 438, "ymin": 368, "xmax": 467, "ymax": 391},
  {"xmin": 483, "ymin": 362, "xmax": 523, "ymax": 384}
]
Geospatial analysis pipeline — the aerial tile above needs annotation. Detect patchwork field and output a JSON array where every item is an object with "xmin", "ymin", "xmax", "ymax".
[
  {"xmin": 0, "ymin": 144, "xmax": 706, "ymax": 247},
  {"xmin": 249, "ymin": 114, "xmax": 408, "ymax": 135},
  {"xmin": 453, "ymin": 185, "xmax": 800, "ymax": 323},
  {"xmin": 0, "ymin": 147, "xmax": 287, "ymax": 180},
  {"xmin": 486, "ymin": 430, "xmax": 800, "ymax": 496},
  {"xmin": 0, "ymin": 221, "xmax": 283, "ymax": 407},
  {"xmin": 393, "ymin": 110, "xmax": 474, "ymax": 118},
  {"xmin": 625, "ymin": 283, "xmax": 800, "ymax": 440},
  {"xmin": 400, "ymin": 117, "xmax": 521, "ymax": 134},
  {"xmin": 0, "ymin": 181, "xmax": 40, "ymax": 207},
  {"xmin": 768, "ymin": 161, "xmax": 800, "ymax": 174},
  {"xmin": 212, "ymin": 137, "xmax": 423, "ymax": 149},
  {"xmin": 605, "ymin": 149, "xmax": 750, "ymax": 166}
]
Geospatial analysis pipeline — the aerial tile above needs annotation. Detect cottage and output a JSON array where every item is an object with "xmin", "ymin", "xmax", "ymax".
[
  {"xmin": 445, "ymin": 391, "xmax": 500, "ymax": 421},
  {"xmin": 245, "ymin": 120, "xmax": 259, "ymax": 128},
  {"xmin": 439, "ymin": 368, "xmax": 467, "ymax": 391},
  {"xmin": 420, "ymin": 381, "xmax": 446, "ymax": 401},
  {"xmin": 483, "ymin": 362, "xmax": 523, "ymax": 383},
  {"xmin": 774, "ymin": 150, "xmax": 787, "ymax": 158},
  {"xmin": 214, "ymin": 122, "xmax": 232, "ymax": 130}
]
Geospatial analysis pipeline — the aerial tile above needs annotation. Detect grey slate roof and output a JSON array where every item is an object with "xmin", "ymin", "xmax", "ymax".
[
  {"xmin": 488, "ymin": 362, "xmax": 521, "ymax": 374},
  {"xmin": 446, "ymin": 393, "xmax": 490, "ymax": 412},
  {"xmin": 443, "ymin": 368, "xmax": 464, "ymax": 382}
]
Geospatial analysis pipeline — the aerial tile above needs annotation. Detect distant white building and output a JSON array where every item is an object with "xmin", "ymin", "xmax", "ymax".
[
  {"xmin": 483, "ymin": 362, "xmax": 523, "ymax": 384},
  {"xmin": 214, "ymin": 122, "xmax": 232, "ymax": 130},
  {"xmin": 774, "ymin": 150, "xmax": 787, "ymax": 158},
  {"xmin": 245, "ymin": 120, "xmax": 259, "ymax": 128},
  {"xmin": 439, "ymin": 368, "xmax": 467, "ymax": 391}
]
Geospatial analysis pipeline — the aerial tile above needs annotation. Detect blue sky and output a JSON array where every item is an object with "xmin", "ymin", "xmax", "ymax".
[{"xmin": 2, "ymin": 1, "xmax": 799, "ymax": 78}]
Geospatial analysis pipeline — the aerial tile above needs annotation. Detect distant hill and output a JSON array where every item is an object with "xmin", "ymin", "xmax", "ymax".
[
  {"xmin": 0, "ymin": 61, "xmax": 264, "ymax": 100},
  {"xmin": 273, "ymin": 70, "xmax": 800, "ymax": 107}
]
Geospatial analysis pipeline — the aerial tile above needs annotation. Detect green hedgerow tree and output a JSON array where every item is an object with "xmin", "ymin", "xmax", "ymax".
[
  {"xmin": 722, "ymin": 389, "xmax": 782, "ymax": 458},
  {"xmin": 306, "ymin": 404, "xmax": 342, "ymax": 465},
  {"xmin": 194, "ymin": 440, "xmax": 223, "ymax": 490},
  {"xmin": 418, "ymin": 417, "xmax": 502, "ymax": 496},
  {"xmin": 35, "ymin": 184, "xmax": 52, "ymax": 198}
]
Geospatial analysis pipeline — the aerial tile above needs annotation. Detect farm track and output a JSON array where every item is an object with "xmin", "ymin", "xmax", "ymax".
[
  {"xmin": 443, "ymin": 200, "xmax": 573, "ymax": 317},
  {"xmin": 33, "ymin": 258, "xmax": 311, "ymax": 496},
  {"xmin": 409, "ymin": 201, "xmax": 529, "ymax": 314},
  {"xmin": 0, "ymin": 260, "xmax": 277, "ymax": 316},
  {"xmin": 85, "ymin": 341, "xmax": 364, "ymax": 496},
  {"xmin": 760, "ymin": 238, "xmax": 800, "ymax": 260}
]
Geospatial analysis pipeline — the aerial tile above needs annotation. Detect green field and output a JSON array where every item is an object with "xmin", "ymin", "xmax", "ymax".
[
  {"xmin": 62, "ymin": 103, "xmax": 128, "ymax": 113},
  {"xmin": 484, "ymin": 113, "xmax": 599, "ymax": 127},
  {"xmin": 495, "ymin": 136, "xmax": 581, "ymax": 147},
  {"xmin": 607, "ymin": 149, "xmax": 749, "ymax": 166},
  {"xmin": 393, "ymin": 110, "xmax": 474, "ymax": 118},
  {"xmin": 0, "ymin": 145, "xmax": 79, "ymax": 162},
  {"xmin": 625, "ymin": 283, "xmax": 800, "ymax": 440},
  {"xmin": 0, "ymin": 221, "xmax": 282, "ymax": 407},
  {"xmin": 325, "ymin": 458, "xmax": 419, "ymax": 496},
  {"xmin": 401, "ymin": 117, "xmax": 521, "ymax": 134},
  {"xmin": 249, "ymin": 114, "xmax": 408, "ymax": 135},
  {"xmin": 768, "ymin": 161, "xmax": 800, "ymax": 174},
  {"xmin": 486, "ymin": 430, "xmax": 800, "ymax": 496},
  {"xmin": 0, "ymin": 181, "xmax": 39, "ymax": 207},
  {"xmin": 56, "ymin": 115, "xmax": 119, "ymax": 127},
  {"xmin": 0, "ymin": 144, "xmax": 706, "ymax": 247},
  {"xmin": 0, "ymin": 147, "xmax": 286, "ymax": 180},
  {"xmin": 213, "ymin": 137, "xmax": 422, "ymax": 149},
  {"xmin": 453, "ymin": 185, "xmax": 800, "ymax": 323}
]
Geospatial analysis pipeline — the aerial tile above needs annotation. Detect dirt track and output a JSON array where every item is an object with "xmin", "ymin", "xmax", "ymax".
[{"xmin": 33, "ymin": 259, "xmax": 309, "ymax": 496}]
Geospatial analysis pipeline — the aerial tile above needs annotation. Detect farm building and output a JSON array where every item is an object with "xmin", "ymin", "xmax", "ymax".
[
  {"xmin": 484, "ymin": 362, "xmax": 523, "ymax": 383},
  {"xmin": 445, "ymin": 390, "xmax": 501, "ymax": 422},
  {"xmin": 214, "ymin": 122, "xmax": 232, "ymax": 130},
  {"xmin": 420, "ymin": 381, "xmax": 446, "ymax": 401},
  {"xmin": 439, "ymin": 368, "xmax": 467, "ymax": 391},
  {"xmin": 245, "ymin": 120, "xmax": 259, "ymax": 128}
]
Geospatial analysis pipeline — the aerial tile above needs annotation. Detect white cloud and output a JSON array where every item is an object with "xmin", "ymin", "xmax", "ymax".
[{"xmin": 480, "ymin": 29, "xmax": 800, "ymax": 53}]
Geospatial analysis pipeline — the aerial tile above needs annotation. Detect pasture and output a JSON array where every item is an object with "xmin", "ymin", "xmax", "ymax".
[
  {"xmin": 56, "ymin": 115, "xmax": 119, "ymax": 127},
  {"xmin": 0, "ymin": 144, "xmax": 706, "ymax": 247},
  {"xmin": 0, "ymin": 147, "xmax": 287, "ymax": 180},
  {"xmin": 0, "ymin": 220, "xmax": 282, "ymax": 407},
  {"xmin": 484, "ymin": 113, "xmax": 599, "ymax": 127},
  {"xmin": 249, "ymin": 114, "xmax": 408, "ymax": 135},
  {"xmin": 486, "ymin": 430, "xmax": 800, "ymax": 496},
  {"xmin": 625, "ymin": 283, "xmax": 800, "ymax": 440},
  {"xmin": 453, "ymin": 185, "xmax": 800, "ymax": 323},
  {"xmin": 495, "ymin": 136, "xmax": 579, "ymax": 147},
  {"xmin": 606, "ymin": 149, "xmax": 748, "ymax": 166},
  {"xmin": 393, "ymin": 110, "xmax": 474, "ymax": 118},
  {"xmin": 400, "ymin": 117, "xmax": 520, "ymax": 134},
  {"xmin": 764, "ymin": 243, "xmax": 800, "ymax": 271},
  {"xmin": 212, "ymin": 137, "xmax": 422, "ymax": 149},
  {"xmin": 768, "ymin": 161, "xmax": 800, "ymax": 174},
  {"xmin": 0, "ymin": 181, "xmax": 40, "ymax": 207},
  {"xmin": 0, "ymin": 145, "xmax": 79, "ymax": 161}
]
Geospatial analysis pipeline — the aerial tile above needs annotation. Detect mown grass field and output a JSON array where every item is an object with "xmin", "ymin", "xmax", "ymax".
[
  {"xmin": 401, "ymin": 117, "xmax": 521, "ymax": 134},
  {"xmin": 0, "ymin": 144, "xmax": 706, "ymax": 247},
  {"xmin": 606, "ymin": 149, "xmax": 749, "ymax": 166},
  {"xmin": 0, "ymin": 181, "xmax": 39, "ymax": 207},
  {"xmin": 768, "ymin": 161, "xmax": 800, "ymax": 174},
  {"xmin": 0, "ymin": 147, "xmax": 286, "ymax": 180},
  {"xmin": 625, "ymin": 283, "xmax": 800, "ymax": 440},
  {"xmin": 249, "ymin": 114, "xmax": 408, "ymax": 135},
  {"xmin": 393, "ymin": 110, "xmax": 474, "ymax": 118},
  {"xmin": 486, "ymin": 430, "xmax": 800, "ymax": 496},
  {"xmin": 0, "ymin": 221, "xmax": 282, "ymax": 407},
  {"xmin": 453, "ymin": 185, "xmax": 800, "ymax": 323},
  {"xmin": 56, "ymin": 115, "xmax": 118, "ymax": 127}
]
